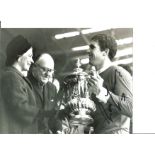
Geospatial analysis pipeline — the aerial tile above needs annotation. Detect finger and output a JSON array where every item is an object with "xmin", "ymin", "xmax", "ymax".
[
  {"xmin": 88, "ymin": 80, "xmax": 94, "ymax": 86},
  {"xmin": 96, "ymin": 74, "xmax": 103, "ymax": 80},
  {"xmin": 88, "ymin": 79, "xmax": 96, "ymax": 85},
  {"xmin": 90, "ymin": 76, "xmax": 98, "ymax": 81}
]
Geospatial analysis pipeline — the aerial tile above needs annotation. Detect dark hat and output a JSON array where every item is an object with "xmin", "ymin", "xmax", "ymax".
[{"xmin": 5, "ymin": 35, "xmax": 32, "ymax": 66}]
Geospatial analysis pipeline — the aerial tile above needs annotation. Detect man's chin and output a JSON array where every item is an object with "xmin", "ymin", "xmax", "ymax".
[
  {"xmin": 24, "ymin": 65, "xmax": 31, "ymax": 71},
  {"xmin": 41, "ymin": 78, "xmax": 48, "ymax": 84},
  {"xmin": 89, "ymin": 61, "xmax": 94, "ymax": 66},
  {"xmin": 22, "ymin": 71, "xmax": 28, "ymax": 77}
]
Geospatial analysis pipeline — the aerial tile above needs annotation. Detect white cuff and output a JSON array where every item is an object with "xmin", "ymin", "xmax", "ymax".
[{"xmin": 96, "ymin": 87, "xmax": 110, "ymax": 103}]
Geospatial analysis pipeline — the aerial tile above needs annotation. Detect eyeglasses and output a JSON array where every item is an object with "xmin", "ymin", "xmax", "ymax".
[{"xmin": 35, "ymin": 64, "xmax": 55, "ymax": 73}]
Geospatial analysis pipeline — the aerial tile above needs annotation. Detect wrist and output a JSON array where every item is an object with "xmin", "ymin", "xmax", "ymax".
[{"xmin": 96, "ymin": 87, "xmax": 110, "ymax": 103}]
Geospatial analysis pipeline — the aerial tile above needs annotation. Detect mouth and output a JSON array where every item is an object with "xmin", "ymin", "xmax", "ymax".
[
  {"xmin": 42, "ymin": 76, "xmax": 50, "ymax": 81},
  {"xmin": 27, "ymin": 63, "xmax": 31, "ymax": 67},
  {"xmin": 89, "ymin": 54, "xmax": 94, "ymax": 62},
  {"xmin": 41, "ymin": 77, "xmax": 49, "ymax": 84}
]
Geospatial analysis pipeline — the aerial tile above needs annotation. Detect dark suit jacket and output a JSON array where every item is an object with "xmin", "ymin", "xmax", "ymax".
[
  {"xmin": 28, "ymin": 73, "xmax": 61, "ymax": 133},
  {"xmin": 0, "ymin": 67, "xmax": 39, "ymax": 133}
]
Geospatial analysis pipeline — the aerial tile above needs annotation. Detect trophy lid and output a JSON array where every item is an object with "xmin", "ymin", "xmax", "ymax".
[{"xmin": 64, "ymin": 58, "xmax": 88, "ymax": 77}]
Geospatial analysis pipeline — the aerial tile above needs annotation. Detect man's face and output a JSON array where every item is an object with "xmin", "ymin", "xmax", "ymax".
[
  {"xmin": 34, "ymin": 62, "xmax": 54, "ymax": 84},
  {"xmin": 89, "ymin": 41, "xmax": 104, "ymax": 66},
  {"xmin": 19, "ymin": 48, "xmax": 34, "ymax": 71}
]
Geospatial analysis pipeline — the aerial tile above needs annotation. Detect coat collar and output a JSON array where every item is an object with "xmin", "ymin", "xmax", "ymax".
[
  {"xmin": 9, "ymin": 66, "xmax": 24, "ymax": 77},
  {"xmin": 28, "ymin": 73, "xmax": 44, "ymax": 102},
  {"xmin": 8, "ymin": 66, "xmax": 33, "ymax": 89}
]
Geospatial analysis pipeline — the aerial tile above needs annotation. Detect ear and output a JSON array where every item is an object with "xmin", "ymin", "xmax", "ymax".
[
  {"xmin": 104, "ymin": 48, "xmax": 110, "ymax": 56},
  {"xmin": 102, "ymin": 48, "xmax": 109, "ymax": 56},
  {"xmin": 17, "ymin": 56, "xmax": 22, "ymax": 62}
]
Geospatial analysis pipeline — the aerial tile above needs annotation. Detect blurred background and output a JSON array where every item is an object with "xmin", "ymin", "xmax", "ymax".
[{"xmin": 0, "ymin": 28, "xmax": 133, "ymax": 81}]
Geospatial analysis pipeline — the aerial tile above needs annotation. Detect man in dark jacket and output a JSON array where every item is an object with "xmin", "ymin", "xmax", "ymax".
[
  {"xmin": 28, "ymin": 53, "xmax": 62, "ymax": 133},
  {"xmin": 0, "ymin": 35, "xmax": 39, "ymax": 133}
]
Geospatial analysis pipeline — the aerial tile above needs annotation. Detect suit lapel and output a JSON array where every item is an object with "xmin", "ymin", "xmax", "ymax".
[
  {"xmin": 43, "ymin": 85, "xmax": 49, "ymax": 107},
  {"xmin": 23, "ymin": 77, "xmax": 33, "ymax": 90},
  {"xmin": 33, "ymin": 84, "xmax": 44, "ymax": 103}
]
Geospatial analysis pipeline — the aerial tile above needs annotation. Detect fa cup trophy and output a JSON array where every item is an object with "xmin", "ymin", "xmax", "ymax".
[{"xmin": 62, "ymin": 58, "xmax": 96, "ymax": 134}]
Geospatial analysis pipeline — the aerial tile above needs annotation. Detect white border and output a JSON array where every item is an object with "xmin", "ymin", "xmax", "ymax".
[{"xmin": 1, "ymin": 0, "xmax": 155, "ymax": 154}]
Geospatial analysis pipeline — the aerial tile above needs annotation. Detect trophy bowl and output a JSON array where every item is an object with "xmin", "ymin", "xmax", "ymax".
[{"xmin": 66, "ymin": 97, "xmax": 96, "ymax": 125}]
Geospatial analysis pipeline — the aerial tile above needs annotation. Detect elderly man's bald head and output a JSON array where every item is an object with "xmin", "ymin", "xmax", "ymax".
[{"xmin": 35, "ymin": 53, "xmax": 54, "ymax": 69}]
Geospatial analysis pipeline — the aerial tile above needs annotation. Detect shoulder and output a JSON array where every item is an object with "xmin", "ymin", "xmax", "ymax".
[
  {"xmin": 109, "ymin": 66, "xmax": 132, "ymax": 90},
  {"xmin": 108, "ymin": 65, "xmax": 131, "ymax": 78},
  {"xmin": 102, "ymin": 65, "xmax": 132, "ymax": 89},
  {"xmin": 2, "ymin": 68, "xmax": 18, "ymax": 79},
  {"xmin": 1, "ymin": 67, "xmax": 24, "ymax": 84},
  {"xmin": 107, "ymin": 65, "xmax": 122, "ymax": 72}
]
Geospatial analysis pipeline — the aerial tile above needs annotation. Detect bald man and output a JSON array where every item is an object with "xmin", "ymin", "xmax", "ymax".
[{"xmin": 28, "ymin": 53, "xmax": 62, "ymax": 133}]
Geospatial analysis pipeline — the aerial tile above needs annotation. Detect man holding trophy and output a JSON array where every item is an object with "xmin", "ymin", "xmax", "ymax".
[{"xmin": 87, "ymin": 33, "xmax": 132, "ymax": 134}]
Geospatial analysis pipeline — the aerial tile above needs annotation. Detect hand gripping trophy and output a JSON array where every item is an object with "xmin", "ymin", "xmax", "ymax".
[{"xmin": 61, "ymin": 58, "xmax": 96, "ymax": 134}]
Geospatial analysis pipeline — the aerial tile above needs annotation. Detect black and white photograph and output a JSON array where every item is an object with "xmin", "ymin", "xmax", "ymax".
[
  {"xmin": 0, "ymin": 28, "xmax": 133, "ymax": 134},
  {"xmin": 0, "ymin": 0, "xmax": 155, "ymax": 154}
]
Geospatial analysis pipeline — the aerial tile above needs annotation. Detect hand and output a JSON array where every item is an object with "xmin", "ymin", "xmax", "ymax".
[
  {"xmin": 88, "ymin": 73, "xmax": 104, "ymax": 95},
  {"xmin": 88, "ymin": 74, "xmax": 109, "ymax": 104},
  {"xmin": 57, "ymin": 130, "xmax": 63, "ymax": 134}
]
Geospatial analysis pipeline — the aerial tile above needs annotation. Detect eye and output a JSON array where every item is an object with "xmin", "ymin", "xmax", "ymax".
[
  {"xmin": 89, "ymin": 44, "xmax": 96, "ymax": 50},
  {"xmin": 42, "ymin": 67, "xmax": 47, "ymax": 72},
  {"xmin": 28, "ymin": 54, "xmax": 33, "ymax": 58}
]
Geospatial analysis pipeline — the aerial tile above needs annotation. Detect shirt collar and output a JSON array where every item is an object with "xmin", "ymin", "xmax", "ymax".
[
  {"xmin": 97, "ymin": 64, "xmax": 113, "ymax": 74},
  {"xmin": 97, "ymin": 67, "xmax": 106, "ymax": 74}
]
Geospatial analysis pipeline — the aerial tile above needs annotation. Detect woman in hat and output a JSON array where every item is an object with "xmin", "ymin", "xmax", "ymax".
[{"xmin": 0, "ymin": 35, "xmax": 39, "ymax": 133}]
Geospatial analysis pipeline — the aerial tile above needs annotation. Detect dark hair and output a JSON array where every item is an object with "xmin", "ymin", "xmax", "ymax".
[
  {"xmin": 5, "ymin": 35, "xmax": 32, "ymax": 66},
  {"xmin": 91, "ymin": 34, "xmax": 117, "ymax": 60}
]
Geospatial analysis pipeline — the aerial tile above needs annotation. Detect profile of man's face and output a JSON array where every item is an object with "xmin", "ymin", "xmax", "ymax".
[
  {"xmin": 89, "ymin": 41, "xmax": 104, "ymax": 66},
  {"xmin": 19, "ymin": 48, "xmax": 33, "ymax": 71}
]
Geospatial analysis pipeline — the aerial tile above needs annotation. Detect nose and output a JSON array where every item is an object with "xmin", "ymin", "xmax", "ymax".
[
  {"xmin": 45, "ymin": 71, "xmax": 52, "ymax": 77},
  {"xmin": 89, "ymin": 52, "xmax": 93, "ymax": 58},
  {"xmin": 30, "ymin": 57, "xmax": 34, "ymax": 63}
]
